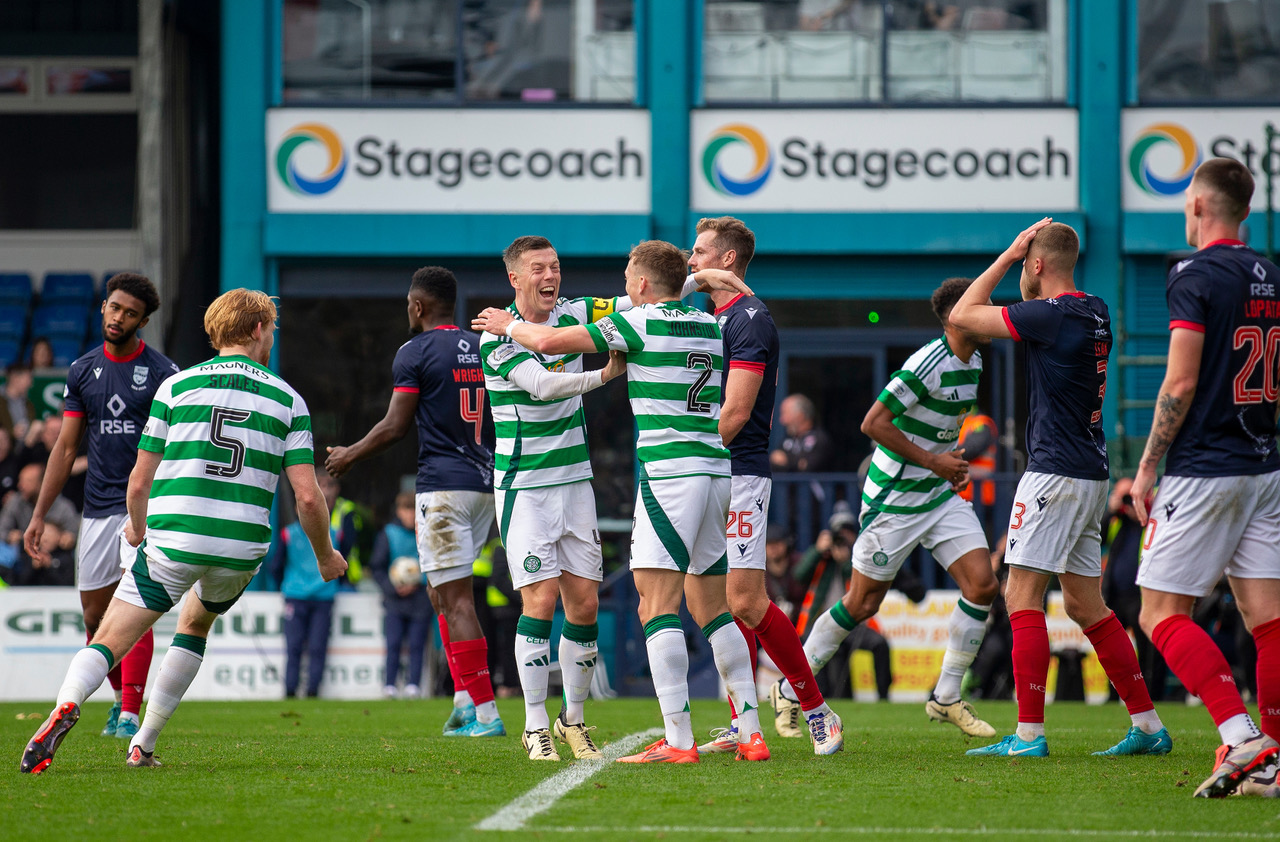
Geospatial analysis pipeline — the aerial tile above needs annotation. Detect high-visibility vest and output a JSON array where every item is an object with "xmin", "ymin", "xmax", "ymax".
[
  {"xmin": 473, "ymin": 537, "xmax": 509, "ymax": 608},
  {"xmin": 958, "ymin": 413, "xmax": 997, "ymax": 506}
]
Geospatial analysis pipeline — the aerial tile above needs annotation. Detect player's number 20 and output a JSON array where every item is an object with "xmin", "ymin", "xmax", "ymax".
[{"xmin": 1233, "ymin": 326, "xmax": 1280, "ymax": 404}]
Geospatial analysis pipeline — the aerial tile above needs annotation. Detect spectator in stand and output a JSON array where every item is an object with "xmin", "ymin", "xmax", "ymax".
[
  {"xmin": 0, "ymin": 463, "xmax": 78, "ymax": 586},
  {"xmin": 770, "ymin": 394, "xmax": 833, "ymax": 472},
  {"xmin": 1101, "ymin": 476, "xmax": 1168, "ymax": 702},
  {"xmin": 0, "ymin": 364, "xmax": 34, "ymax": 439},
  {"xmin": 28, "ymin": 337, "xmax": 54, "ymax": 370},
  {"xmin": 19, "ymin": 413, "xmax": 86, "ymax": 509},
  {"xmin": 0, "ymin": 427, "xmax": 20, "ymax": 504},
  {"xmin": 369, "ymin": 492, "xmax": 434, "ymax": 699},
  {"xmin": 272, "ymin": 467, "xmax": 341, "ymax": 698},
  {"xmin": 763, "ymin": 523, "xmax": 805, "ymax": 622}
]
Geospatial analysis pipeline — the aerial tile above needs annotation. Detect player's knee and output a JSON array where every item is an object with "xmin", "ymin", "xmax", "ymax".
[
  {"xmin": 963, "ymin": 576, "xmax": 1000, "ymax": 606},
  {"xmin": 727, "ymin": 589, "xmax": 766, "ymax": 627},
  {"xmin": 1062, "ymin": 590, "xmax": 1106, "ymax": 629}
]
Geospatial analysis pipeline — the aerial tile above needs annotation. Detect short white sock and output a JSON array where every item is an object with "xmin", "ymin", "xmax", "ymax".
[
  {"xmin": 1016, "ymin": 722, "xmax": 1046, "ymax": 741},
  {"xmin": 705, "ymin": 614, "xmax": 760, "ymax": 738},
  {"xmin": 802, "ymin": 701, "xmax": 833, "ymax": 718},
  {"xmin": 475, "ymin": 700, "xmax": 500, "ymax": 724},
  {"xmin": 118, "ymin": 711, "xmax": 140, "ymax": 726},
  {"xmin": 1219, "ymin": 712, "xmax": 1262, "ymax": 747},
  {"xmin": 558, "ymin": 627, "xmax": 598, "ymax": 726},
  {"xmin": 1131, "ymin": 709, "xmax": 1164, "ymax": 735},
  {"xmin": 515, "ymin": 626, "xmax": 551, "ymax": 732},
  {"xmin": 644, "ymin": 619, "xmax": 693, "ymax": 750},
  {"xmin": 934, "ymin": 598, "xmax": 991, "ymax": 705},
  {"xmin": 453, "ymin": 690, "xmax": 474, "ymax": 708},
  {"xmin": 56, "ymin": 647, "xmax": 113, "ymax": 707},
  {"xmin": 134, "ymin": 642, "xmax": 204, "ymax": 754}
]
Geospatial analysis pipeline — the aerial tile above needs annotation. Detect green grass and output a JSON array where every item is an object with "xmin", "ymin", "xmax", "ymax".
[{"xmin": 2, "ymin": 699, "xmax": 1278, "ymax": 841}]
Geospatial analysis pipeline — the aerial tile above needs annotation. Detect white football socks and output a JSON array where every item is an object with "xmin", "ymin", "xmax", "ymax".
[
  {"xmin": 133, "ymin": 638, "xmax": 205, "ymax": 753},
  {"xmin": 56, "ymin": 645, "xmax": 113, "ymax": 707},
  {"xmin": 515, "ymin": 615, "xmax": 553, "ymax": 732},
  {"xmin": 558, "ymin": 621, "xmax": 598, "ymax": 726},
  {"xmin": 933, "ymin": 597, "xmax": 991, "ymax": 705},
  {"xmin": 704, "ymin": 613, "xmax": 761, "ymax": 739},
  {"xmin": 644, "ymin": 615, "xmax": 693, "ymax": 750}
]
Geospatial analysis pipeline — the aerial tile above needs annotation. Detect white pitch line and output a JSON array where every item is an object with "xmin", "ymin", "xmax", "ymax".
[
  {"xmin": 531, "ymin": 828, "xmax": 1280, "ymax": 839},
  {"xmin": 475, "ymin": 728, "xmax": 662, "ymax": 831}
]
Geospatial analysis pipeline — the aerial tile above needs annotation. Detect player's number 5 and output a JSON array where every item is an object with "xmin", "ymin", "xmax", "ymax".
[{"xmin": 205, "ymin": 406, "xmax": 252, "ymax": 479}]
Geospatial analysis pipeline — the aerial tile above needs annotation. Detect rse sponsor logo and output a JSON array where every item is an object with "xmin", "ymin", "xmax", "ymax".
[
  {"xmin": 457, "ymin": 353, "xmax": 480, "ymax": 364},
  {"xmin": 1251, "ymin": 282, "xmax": 1275, "ymax": 297},
  {"xmin": 99, "ymin": 419, "xmax": 137, "ymax": 435}
]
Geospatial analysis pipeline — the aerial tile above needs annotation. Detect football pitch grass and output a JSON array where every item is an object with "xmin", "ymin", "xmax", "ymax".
[{"xmin": 3, "ymin": 699, "xmax": 1278, "ymax": 841}]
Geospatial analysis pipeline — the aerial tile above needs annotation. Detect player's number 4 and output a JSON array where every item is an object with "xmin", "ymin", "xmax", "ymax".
[{"xmin": 460, "ymin": 387, "xmax": 487, "ymax": 445}]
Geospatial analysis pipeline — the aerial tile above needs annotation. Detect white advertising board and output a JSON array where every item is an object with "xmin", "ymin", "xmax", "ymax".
[
  {"xmin": 1122, "ymin": 109, "xmax": 1280, "ymax": 210},
  {"xmin": 267, "ymin": 108, "xmax": 651, "ymax": 213},
  {"xmin": 691, "ymin": 109, "xmax": 1079, "ymax": 211}
]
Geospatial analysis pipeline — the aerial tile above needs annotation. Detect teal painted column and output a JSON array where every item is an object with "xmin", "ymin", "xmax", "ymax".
[
  {"xmin": 221, "ymin": 0, "xmax": 269, "ymax": 293},
  {"xmin": 647, "ymin": 0, "xmax": 691, "ymax": 246},
  {"xmin": 1077, "ymin": 5, "xmax": 1124, "ymax": 452}
]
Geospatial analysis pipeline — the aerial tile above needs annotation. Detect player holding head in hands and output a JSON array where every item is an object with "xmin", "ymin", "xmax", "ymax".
[
  {"xmin": 1131, "ymin": 158, "xmax": 1280, "ymax": 798},
  {"xmin": 474, "ymin": 241, "xmax": 767, "ymax": 763},
  {"xmin": 21, "ymin": 289, "xmax": 345, "ymax": 774},
  {"xmin": 949, "ymin": 220, "xmax": 1170, "ymax": 760}
]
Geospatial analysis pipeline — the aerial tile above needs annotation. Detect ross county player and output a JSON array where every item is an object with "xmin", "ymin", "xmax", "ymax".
[
  {"xmin": 23, "ymin": 273, "xmax": 179, "ymax": 740},
  {"xmin": 476, "ymin": 236, "xmax": 746, "ymax": 761},
  {"xmin": 21, "ymin": 289, "xmax": 346, "ymax": 773},
  {"xmin": 950, "ymin": 220, "xmax": 1171, "ymax": 758},
  {"xmin": 326, "ymin": 267, "xmax": 508, "ymax": 737},
  {"xmin": 1131, "ymin": 158, "xmax": 1280, "ymax": 798},
  {"xmin": 475, "ymin": 240, "xmax": 767, "ymax": 763},
  {"xmin": 775, "ymin": 277, "xmax": 1002, "ymax": 740},
  {"xmin": 685, "ymin": 217, "xmax": 843, "ymax": 756}
]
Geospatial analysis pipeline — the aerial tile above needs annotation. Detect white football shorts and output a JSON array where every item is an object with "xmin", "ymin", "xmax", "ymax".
[
  {"xmin": 632, "ymin": 473, "xmax": 730, "ymax": 576},
  {"xmin": 852, "ymin": 493, "xmax": 988, "ymax": 582},
  {"xmin": 415, "ymin": 490, "xmax": 496, "ymax": 587},
  {"xmin": 726, "ymin": 474, "xmax": 772, "ymax": 571},
  {"xmin": 496, "ymin": 480, "xmax": 603, "ymax": 590},
  {"xmin": 114, "ymin": 541, "xmax": 259, "ymax": 614},
  {"xmin": 1136, "ymin": 471, "xmax": 1280, "ymax": 597},
  {"xmin": 1003, "ymin": 471, "xmax": 1108, "ymax": 576},
  {"xmin": 76, "ymin": 512, "xmax": 130, "ymax": 592}
]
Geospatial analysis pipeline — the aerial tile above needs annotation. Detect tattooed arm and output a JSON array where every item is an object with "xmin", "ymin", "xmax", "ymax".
[{"xmin": 1130, "ymin": 328, "xmax": 1205, "ymax": 525}]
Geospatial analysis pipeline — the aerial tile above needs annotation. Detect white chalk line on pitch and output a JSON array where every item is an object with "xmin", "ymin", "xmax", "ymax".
[
  {"xmin": 530, "ymin": 828, "xmax": 1280, "ymax": 839},
  {"xmin": 475, "ymin": 727, "xmax": 662, "ymax": 831}
]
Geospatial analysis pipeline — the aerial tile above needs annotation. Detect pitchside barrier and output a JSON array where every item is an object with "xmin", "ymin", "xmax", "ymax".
[{"xmin": 1, "ymin": 587, "xmax": 1108, "ymax": 704}]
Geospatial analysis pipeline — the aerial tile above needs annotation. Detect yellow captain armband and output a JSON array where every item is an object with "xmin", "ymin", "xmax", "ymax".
[{"xmin": 590, "ymin": 297, "xmax": 617, "ymax": 322}]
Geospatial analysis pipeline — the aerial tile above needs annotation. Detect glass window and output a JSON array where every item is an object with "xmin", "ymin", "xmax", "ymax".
[
  {"xmin": 282, "ymin": 0, "xmax": 636, "ymax": 104},
  {"xmin": 701, "ymin": 0, "xmax": 1066, "ymax": 103},
  {"xmin": 1138, "ymin": 0, "xmax": 1280, "ymax": 102}
]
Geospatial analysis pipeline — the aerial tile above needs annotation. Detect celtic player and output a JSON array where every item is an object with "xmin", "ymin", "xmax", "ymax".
[
  {"xmin": 21, "ymin": 289, "xmax": 346, "ymax": 774},
  {"xmin": 777, "ymin": 277, "xmax": 1001, "ymax": 738},
  {"xmin": 475, "ymin": 240, "xmax": 767, "ymax": 763},
  {"xmin": 477, "ymin": 237, "xmax": 747, "ymax": 762}
]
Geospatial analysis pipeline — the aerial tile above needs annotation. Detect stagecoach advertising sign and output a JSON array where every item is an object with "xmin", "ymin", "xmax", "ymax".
[
  {"xmin": 267, "ymin": 109, "xmax": 652, "ymax": 214},
  {"xmin": 1122, "ymin": 109, "xmax": 1280, "ymax": 211},
  {"xmin": 691, "ymin": 109, "xmax": 1079, "ymax": 212}
]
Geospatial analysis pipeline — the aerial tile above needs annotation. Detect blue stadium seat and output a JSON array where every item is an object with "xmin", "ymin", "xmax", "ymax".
[
  {"xmin": 49, "ymin": 337, "xmax": 83, "ymax": 367},
  {"xmin": 0, "ymin": 274, "xmax": 33, "ymax": 307},
  {"xmin": 0, "ymin": 305, "xmax": 26, "ymax": 341},
  {"xmin": 0, "ymin": 339, "xmax": 20, "ymax": 368},
  {"xmin": 31, "ymin": 304, "xmax": 89, "ymax": 340},
  {"xmin": 41, "ymin": 273, "xmax": 96, "ymax": 306}
]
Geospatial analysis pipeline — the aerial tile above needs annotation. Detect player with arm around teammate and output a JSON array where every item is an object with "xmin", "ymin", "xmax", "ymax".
[
  {"xmin": 475, "ymin": 240, "xmax": 767, "ymax": 763},
  {"xmin": 24, "ymin": 273, "xmax": 179, "ymax": 741},
  {"xmin": 686, "ymin": 216, "xmax": 843, "ymax": 756},
  {"xmin": 1129, "ymin": 158, "xmax": 1280, "ymax": 798},
  {"xmin": 949, "ymin": 220, "xmax": 1170, "ymax": 759},
  {"xmin": 21, "ymin": 288, "xmax": 346, "ymax": 773}
]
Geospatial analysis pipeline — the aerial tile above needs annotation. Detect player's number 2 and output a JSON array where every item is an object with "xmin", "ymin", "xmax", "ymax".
[
  {"xmin": 205, "ymin": 407, "xmax": 252, "ymax": 479},
  {"xmin": 686, "ymin": 352, "xmax": 714, "ymax": 413},
  {"xmin": 459, "ymin": 387, "xmax": 486, "ymax": 445}
]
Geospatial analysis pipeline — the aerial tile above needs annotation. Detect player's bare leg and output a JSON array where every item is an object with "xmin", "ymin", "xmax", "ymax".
[
  {"xmin": 926, "ymin": 549, "xmax": 998, "ymax": 738},
  {"xmin": 727, "ymin": 568, "xmax": 841, "ymax": 753},
  {"xmin": 783, "ymin": 570, "xmax": 889, "ymax": 697},
  {"xmin": 551, "ymin": 572, "xmax": 602, "ymax": 759},
  {"xmin": 435, "ymin": 576, "xmax": 503, "ymax": 737}
]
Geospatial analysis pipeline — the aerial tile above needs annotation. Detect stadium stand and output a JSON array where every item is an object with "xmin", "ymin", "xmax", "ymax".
[
  {"xmin": 0, "ymin": 274, "xmax": 34, "ymax": 308},
  {"xmin": 40, "ymin": 273, "xmax": 96, "ymax": 307}
]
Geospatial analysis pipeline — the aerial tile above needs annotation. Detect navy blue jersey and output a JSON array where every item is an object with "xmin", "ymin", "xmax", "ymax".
[
  {"xmin": 716, "ymin": 294, "xmax": 779, "ymax": 477},
  {"xmin": 63, "ymin": 341, "xmax": 180, "ymax": 517},
  {"xmin": 1164, "ymin": 240, "xmax": 1280, "ymax": 477},
  {"xmin": 1003, "ymin": 293, "xmax": 1111, "ymax": 480},
  {"xmin": 392, "ymin": 326, "xmax": 495, "ymax": 493}
]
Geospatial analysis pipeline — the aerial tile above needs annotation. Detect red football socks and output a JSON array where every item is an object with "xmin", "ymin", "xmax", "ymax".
[
  {"xmin": 1152, "ymin": 613, "xmax": 1247, "ymax": 726},
  {"xmin": 754, "ymin": 602, "xmax": 824, "ymax": 711},
  {"xmin": 1253, "ymin": 617, "xmax": 1280, "ymax": 741},
  {"xmin": 120, "ymin": 627, "xmax": 154, "ymax": 716},
  {"xmin": 1083, "ymin": 612, "xmax": 1153, "ymax": 714},
  {"xmin": 451, "ymin": 636, "xmax": 495, "ymax": 705},
  {"xmin": 438, "ymin": 616, "xmax": 465, "ymax": 693},
  {"xmin": 1010, "ymin": 609, "xmax": 1050, "ymax": 724}
]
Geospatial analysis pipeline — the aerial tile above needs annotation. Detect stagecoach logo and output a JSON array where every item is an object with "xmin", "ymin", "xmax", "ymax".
[
  {"xmin": 1128, "ymin": 123, "xmax": 1202, "ymax": 197},
  {"xmin": 871, "ymin": 551, "xmax": 889, "ymax": 567},
  {"xmin": 276, "ymin": 123, "xmax": 348, "ymax": 197},
  {"xmin": 132, "ymin": 365, "xmax": 149, "ymax": 387},
  {"xmin": 702, "ymin": 124, "xmax": 774, "ymax": 197},
  {"xmin": 523, "ymin": 555, "xmax": 542, "ymax": 573}
]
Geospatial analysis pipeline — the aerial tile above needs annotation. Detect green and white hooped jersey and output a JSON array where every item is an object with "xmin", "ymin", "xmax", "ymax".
[
  {"xmin": 863, "ymin": 337, "xmax": 982, "ymax": 516},
  {"xmin": 138, "ymin": 355, "xmax": 314, "ymax": 571},
  {"xmin": 585, "ymin": 302, "xmax": 730, "ymax": 480},
  {"xmin": 481, "ymin": 296, "xmax": 622, "ymax": 491}
]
